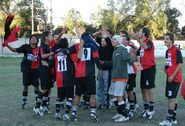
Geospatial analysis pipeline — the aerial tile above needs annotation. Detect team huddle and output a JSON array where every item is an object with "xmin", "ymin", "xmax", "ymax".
[{"xmin": 3, "ymin": 14, "xmax": 183, "ymax": 126}]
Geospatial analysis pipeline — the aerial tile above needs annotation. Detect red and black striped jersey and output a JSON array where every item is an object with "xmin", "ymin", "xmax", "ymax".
[
  {"xmin": 69, "ymin": 43, "xmax": 100, "ymax": 78},
  {"xmin": 54, "ymin": 49, "xmax": 75, "ymax": 88}
]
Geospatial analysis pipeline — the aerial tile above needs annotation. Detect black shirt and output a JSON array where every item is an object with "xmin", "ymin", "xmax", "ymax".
[{"xmin": 16, "ymin": 44, "xmax": 39, "ymax": 72}]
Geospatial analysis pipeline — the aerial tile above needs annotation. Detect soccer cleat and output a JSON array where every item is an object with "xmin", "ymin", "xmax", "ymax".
[
  {"xmin": 55, "ymin": 113, "xmax": 62, "ymax": 120},
  {"xmin": 63, "ymin": 114, "xmax": 70, "ymax": 121},
  {"xmin": 90, "ymin": 112, "xmax": 98, "ymax": 122},
  {"xmin": 40, "ymin": 106, "xmax": 50, "ymax": 113},
  {"xmin": 33, "ymin": 107, "xmax": 43, "ymax": 116},
  {"xmin": 147, "ymin": 110, "xmax": 155, "ymax": 120},
  {"xmin": 141, "ymin": 110, "xmax": 149, "ymax": 118},
  {"xmin": 71, "ymin": 112, "xmax": 77, "ymax": 121},
  {"xmin": 133, "ymin": 104, "xmax": 139, "ymax": 113},
  {"xmin": 129, "ymin": 110, "xmax": 134, "ymax": 117},
  {"xmin": 114, "ymin": 115, "xmax": 129, "ymax": 122},
  {"xmin": 171, "ymin": 119, "xmax": 177, "ymax": 125},
  {"xmin": 112, "ymin": 114, "xmax": 122, "ymax": 120},
  {"xmin": 159, "ymin": 120, "xmax": 172, "ymax": 126}
]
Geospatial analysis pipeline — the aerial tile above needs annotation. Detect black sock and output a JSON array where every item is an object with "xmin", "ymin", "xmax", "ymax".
[
  {"xmin": 144, "ymin": 102, "xmax": 149, "ymax": 110},
  {"xmin": 112, "ymin": 99, "xmax": 119, "ymax": 113},
  {"xmin": 55, "ymin": 98, "xmax": 62, "ymax": 113},
  {"xmin": 42, "ymin": 92, "xmax": 49, "ymax": 107},
  {"xmin": 130, "ymin": 100, "xmax": 135, "ymax": 110},
  {"xmin": 34, "ymin": 90, "xmax": 39, "ymax": 102},
  {"xmin": 35, "ymin": 91, "xmax": 43, "ymax": 108},
  {"xmin": 72, "ymin": 105, "xmax": 78, "ymax": 115},
  {"xmin": 149, "ymin": 101, "xmax": 154, "ymax": 111},
  {"xmin": 174, "ymin": 103, "xmax": 178, "ymax": 111},
  {"xmin": 118, "ymin": 101, "xmax": 126, "ymax": 116},
  {"xmin": 90, "ymin": 106, "xmax": 96, "ymax": 114},
  {"xmin": 133, "ymin": 92, "xmax": 137, "ymax": 104},
  {"xmin": 22, "ymin": 91, "xmax": 28, "ymax": 104},
  {"xmin": 173, "ymin": 103, "xmax": 178, "ymax": 120},
  {"xmin": 167, "ymin": 109, "xmax": 174, "ymax": 121},
  {"xmin": 65, "ymin": 98, "xmax": 73, "ymax": 114}
]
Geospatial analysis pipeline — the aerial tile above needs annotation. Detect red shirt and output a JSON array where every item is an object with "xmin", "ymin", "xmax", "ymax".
[
  {"xmin": 54, "ymin": 50, "xmax": 75, "ymax": 88},
  {"xmin": 70, "ymin": 43, "xmax": 99, "ymax": 78},
  {"xmin": 165, "ymin": 46, "xmax": 183, "ymax": 83},
  {"xmin": 139, "ymin": 38, "xmax": 156, "ymax": 70}
]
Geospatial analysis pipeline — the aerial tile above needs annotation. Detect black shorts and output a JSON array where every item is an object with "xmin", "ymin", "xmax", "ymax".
[
  {"xmin": 140, "ymin": 66, "xmax": 156, "ymax": 89},
  {"xmin": 126, "ymin": 74, "xmax": 136, "ymax": 91},
  {"xmin": 165, "ymin": 81, "xmax": 180, "ymax": 99},
  {"xmin": 57, "ymin": 86, "xmax": 74, "ymax": 100},
  {"xmin": 75, "ymin": 76, "xmax": 96, "ymax": 96},
  {"xmin": 22, "ymin": 69, "xmax": 39, "ymax": 87},
  {"xmin": 39, "ymin": 66, "xmax": 54, "ymax": 90}
]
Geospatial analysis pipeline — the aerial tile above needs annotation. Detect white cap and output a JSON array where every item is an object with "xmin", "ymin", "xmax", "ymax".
[{"xmin": 112, "ymin": 35, "xmax": 123, "ymax": 45}]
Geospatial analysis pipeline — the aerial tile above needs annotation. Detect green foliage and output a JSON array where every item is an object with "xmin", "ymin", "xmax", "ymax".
[
  {"xmin": 91, "ymin": 0, "xmax": 181, "ymax": 39},
  {"xmin": 165, "ymin": 8, "xmax": 182, "ymax": 39},
  {"xmin": 62, "ymin": 8, "xmax": 85, "ymax": 35}
]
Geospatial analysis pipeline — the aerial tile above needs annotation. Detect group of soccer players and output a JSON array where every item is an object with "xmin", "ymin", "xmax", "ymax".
[{"xmin": 4, "ymin": 14, "xmax": 183, "ymax": 125}]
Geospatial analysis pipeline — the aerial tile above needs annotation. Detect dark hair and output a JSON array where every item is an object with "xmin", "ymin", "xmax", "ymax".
[
  {"xmin": 142, "ymin": 27, "xmax": 150, "ymax": 37},
  {"xmin": 165, "ymin": 32, "xmax": 174, "ymax": 44},
  {"xmin": 29, "ymin": 34, "xmax": 39, "ymax": 43},
  {"xmin": 101, "ymin": 37, "xmax": 109, "ymax": 44},
  {"xmin": 122, "ymin": 35, "xmax": 130, "ymax": 41},
  {"xmin": 41, "ymin": 31, "xmax": 50, "ymax": 43},
  {"xmin": 81, "ymin": 32, "xmax": 91, "ymax": 38},
  {"xmin": 120, "ymin": 30, "xmax": 129, "ymax": 36},
  {"xmin": 95, "ymin": 36, "xmax": 102, "ymax": 45},
  {"xmin": 59, "ymin": 38, "xmax": 68, "ymax": 48},
  {"xmin": 107, "ymin": 29, "xmax": 113, "ymax": 35}
]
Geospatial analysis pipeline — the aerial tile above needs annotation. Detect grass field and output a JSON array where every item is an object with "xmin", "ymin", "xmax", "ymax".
[{"xmin": 0, "ymin": 57, "xmax": 185, "ymax": 126}]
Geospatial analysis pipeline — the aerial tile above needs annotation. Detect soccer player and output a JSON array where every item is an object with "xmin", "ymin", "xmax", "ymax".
[
  {"xmin": 131, "ymin": 27, "xmax": 156, "ymax": 120},
  {"xmin": 34, "ymin": 29, "xmax": 67, "ymax": 116},
  {"xmin": 6, "ymin": 34, "xmax": 40, "ymax": 109},
  {"xmin": 69, "ymin": 32, "xmax": 100, "ymax": 122},
  {"xmin": 122, "ymin": 35, "xmax": 139, "ymax": 117},
  {"xmin": 53, "ymin": 38, "xmax": 75, "ymax": 121},
  {"xmin": 159, "ymin": 33, "xmax": 183, "ymax": 126}
]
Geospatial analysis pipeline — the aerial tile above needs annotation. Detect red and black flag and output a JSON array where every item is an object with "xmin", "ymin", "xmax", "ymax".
[{"xmin": 2, "ymin": 14, "xmax": 21, "ymax": 47}]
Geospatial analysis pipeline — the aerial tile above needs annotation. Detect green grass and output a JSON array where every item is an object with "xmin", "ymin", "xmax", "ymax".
[{"xmin": 0, "ymin": 57, "xmax": 185, "ymax": 126}]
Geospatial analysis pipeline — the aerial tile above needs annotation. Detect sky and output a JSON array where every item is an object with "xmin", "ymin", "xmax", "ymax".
[{"xmin": 43, "ymin": 0, "xmax": 185, "ymax": 28}]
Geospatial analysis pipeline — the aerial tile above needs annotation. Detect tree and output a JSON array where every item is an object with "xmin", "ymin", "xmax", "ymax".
[
  {"xmin": 165, "ymin": 8, "xmax": 182, "ymax": 37},
  {"xmin": 91, "ymin": 0, "xmax": 172, "ymax": 39},
  {"xmin": 181, "ymin": 26, "xmax": 185, "ymax": 39},
  {"xmin": 131, "ymin": 0, "xmax": 170, "ymax": 39},
  {"xmin": 62, "ymin": 8, "xmax": 85, "ymax": 35}
]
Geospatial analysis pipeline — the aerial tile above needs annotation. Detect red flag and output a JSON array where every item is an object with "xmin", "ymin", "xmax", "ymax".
[
  {"xmin": 2, "ymin": 15, "xmax": 21, "ymax": 47},
  {"xmin": 180, "ymin": 79, "xmax": 185, "ymax": 100}
]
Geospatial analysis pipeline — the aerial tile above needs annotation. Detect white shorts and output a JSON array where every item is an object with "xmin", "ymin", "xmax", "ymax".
[{"xmin": 108, "ymin": 81, "xmax": 127, "ymax": 96}]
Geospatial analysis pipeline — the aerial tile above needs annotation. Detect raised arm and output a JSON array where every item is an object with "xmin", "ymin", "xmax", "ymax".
[
  {"xmin": 130, "ymin": 32, "xmax": 149, "ymax": 49},
  {"xmin": 55, "ymin": 28, "xmax": 69, "ymax": 43},
  {"xmin": 74, "ymin": 19, "xmax": 81, "ymax": 38},
  {"xmin": 6, "ymin": 44, "xmax": 17, "ymax": 52}
]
